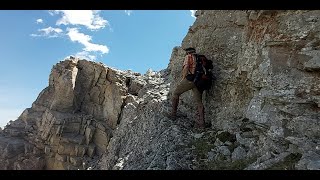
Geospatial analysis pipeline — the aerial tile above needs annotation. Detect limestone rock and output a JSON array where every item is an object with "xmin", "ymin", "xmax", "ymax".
[
  {"xmin": 1, "ymin": 10, "xmax": 320, "ymax": 170},
  {"xmin": 232, "ymin": 146, "xmax": 247, "ymax": 161}
]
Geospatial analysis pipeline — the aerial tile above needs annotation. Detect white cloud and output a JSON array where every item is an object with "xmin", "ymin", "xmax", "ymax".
[
  {"xmin": 124, "ymin": 10, "xmax": 133, "ymax": 16},
  {"xmin": 30, "ymin": 27, "xmax": 63, "ymax": 38},
  {"xmin": 41, "ymin": 27, "xmax": 63, "ymax": 34},
  {"xmin": 53, "ymin": 10, "xmax": 108, "ymax": 30},
  {"xmin": 75, "ymin": 51, "xmax": 96, "ymax": 60},
  {"xmin": 67, "ymin": 28, "xmax": 109, "ymax": 54},
  {"xmin": 190, "ymin": 10, "xmax": 197, "ymax": 18},
  {"xmin": 36, "ymin": 18, "xmax": 43, "ymax": 24},
  {"xmin": 32, "ymin": 11, "xmax": 110, "ymax": 60},
  {"xmin": 48, "ymin": 10, "xmax": 57, "ymax": 16}
]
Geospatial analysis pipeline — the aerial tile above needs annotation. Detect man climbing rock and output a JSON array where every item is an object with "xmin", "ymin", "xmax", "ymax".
[{"xmin": 166, "ymin": 47, "xmax": 205, "ymax": 129}]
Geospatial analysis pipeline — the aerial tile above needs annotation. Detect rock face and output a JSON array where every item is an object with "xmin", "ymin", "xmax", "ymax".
[
  {"xmin": 0, "ymin": 58, "xmax": 129, "ymax": 170},
  {"xmin": 1, "ymin": 10, "xmax": 320, "ymax": 170},
  {"xmin": 168, "ymin": 10, "xmax": 320, "ymax": 170}
]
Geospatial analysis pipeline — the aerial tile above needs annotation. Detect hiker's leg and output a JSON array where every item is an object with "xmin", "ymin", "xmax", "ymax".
[
  {"xmin": 171, "ymin": 96, "xmax": 179, "ymax": 118},
  {"xmin": 197, "ymin": 103, "xmax": 205, "ymax": 128},
  {"xmin": 171, "ymin": 79, "xmax": 194, "ymax": 118},
  {"xmin": 192, "ymin": 88, "xmax": 205, "ymax": 128}
]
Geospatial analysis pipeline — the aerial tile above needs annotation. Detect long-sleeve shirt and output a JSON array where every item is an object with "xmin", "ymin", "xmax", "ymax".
[{"xmin": 183, "ymin": 54, "xmax": 196, "ymax": 76}]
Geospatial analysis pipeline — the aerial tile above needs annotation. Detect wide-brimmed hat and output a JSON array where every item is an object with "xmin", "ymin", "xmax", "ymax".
[{"xmin": 184, "ymin": 47, "xmax": 196, "ymax": 53}]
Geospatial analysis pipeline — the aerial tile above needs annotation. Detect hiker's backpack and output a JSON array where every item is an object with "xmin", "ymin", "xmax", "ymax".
[{"xmin": 186, "ymin": 54, "xmax": 213, "ymax": 92}]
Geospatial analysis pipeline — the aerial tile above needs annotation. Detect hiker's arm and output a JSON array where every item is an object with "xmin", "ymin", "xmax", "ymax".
[
  {"xmin": 181, "ymin": 56, "xmax": 189, "ymax": 80},
  {"xmin": 181, "ymin": 65, "xmax": 188, "ymax": 80}
]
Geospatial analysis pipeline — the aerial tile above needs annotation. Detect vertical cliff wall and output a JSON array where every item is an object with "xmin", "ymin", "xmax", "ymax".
[
  {"xmin": 167, "ymin": 10, "xmax": 320, "ymax": 170},
  {"xmin": 1, "ymin": 10, "xmax": 319, "ymax": 170}
]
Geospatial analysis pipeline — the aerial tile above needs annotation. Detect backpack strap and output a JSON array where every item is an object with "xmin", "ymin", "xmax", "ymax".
[
  {"xmin": 199, "ymin": 56, "xmax": 209, "ymax": 75},
  {"xmin": 202, "ymin": 59, "xmax": 207, "ymax": 75}
]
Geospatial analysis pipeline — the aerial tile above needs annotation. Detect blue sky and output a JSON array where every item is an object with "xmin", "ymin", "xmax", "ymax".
[{"xmin": 0, "ymin": 10, "xmax": 196, "ymax": 128}]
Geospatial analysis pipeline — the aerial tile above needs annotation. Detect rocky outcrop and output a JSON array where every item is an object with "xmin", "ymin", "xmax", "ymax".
[
  {"xmin": 0, "ymin": 119, "xmax": 45, "ymax": 170},
  {"xmin": 1, "ymin": 10, "xmax": 320, "ymax": 170},
  {"xmin": 98, "ymin": 73, "xmax": 195, "ymax": 170},
  {"xmin": 0, "ymin": 58, "xmax": 133, "ymax": 170},
  {"xmin": 168, "ymin": 10, "xmax": 320, "ymax": 170}
]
